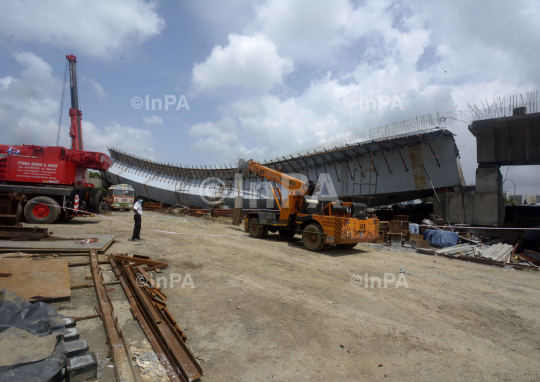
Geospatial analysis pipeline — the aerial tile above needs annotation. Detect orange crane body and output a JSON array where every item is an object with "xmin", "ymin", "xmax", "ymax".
[{"xmin": 239, "ymin": 159, "xmax": 379, "ymax": 251}]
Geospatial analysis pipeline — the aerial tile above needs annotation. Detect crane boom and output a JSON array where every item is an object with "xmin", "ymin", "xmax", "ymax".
[
  {"xmin": 238, "ymin": 159, "xmax": 309, "ymax": 195},
  {"xmin": 66, "ymin": 54, "xmax": 83, "ymax": 151}
]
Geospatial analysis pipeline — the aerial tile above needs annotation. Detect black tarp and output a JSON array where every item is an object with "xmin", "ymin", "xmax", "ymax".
[{"xmin": 0, "ymin": 289, "xmax": 68, "ymax": 382}]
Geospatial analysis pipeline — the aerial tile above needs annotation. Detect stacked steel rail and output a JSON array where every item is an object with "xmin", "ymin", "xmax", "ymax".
[{"xmin": 109, "ymin": 254, "xmax": 203, "ymax": 382}]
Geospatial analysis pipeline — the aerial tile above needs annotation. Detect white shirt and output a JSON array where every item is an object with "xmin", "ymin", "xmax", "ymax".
[{"xmin": 133, "ymin": 201, "xmax": 143, "ymax": 216}]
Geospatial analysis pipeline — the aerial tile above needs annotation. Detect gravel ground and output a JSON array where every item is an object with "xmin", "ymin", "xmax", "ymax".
[{"xmin": 39, "ymin": 211, "xmax": 540, "ymax": 382}]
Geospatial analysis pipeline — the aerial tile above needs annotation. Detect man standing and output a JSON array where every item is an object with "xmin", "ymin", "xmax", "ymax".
[{"xmin": 130, "ymin": 198, "xmax": 143, "ymax": 241}]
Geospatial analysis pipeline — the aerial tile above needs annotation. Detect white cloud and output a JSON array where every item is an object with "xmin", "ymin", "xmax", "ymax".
[
  {"xmin": 0, "ymin": 52, "xmax": 155, "ymax": 158},
  {"xmin": 88, "ymin": 79, "xmax": 106, "ymax": 99},
  {"xmin": 0, "ymin": 0, "xmax": 165, "ymax": 57},
  {"xmin": 83, "ymin": 121, "xmax": 156, "ymax": 159},
  {"xmin": 190, "ymin": 0, "xmax": 540, "ymax": 193},
  {"xmin": 144, "ymin": 115, "xmax": 163, "ymax": 125},
  {"xmin": 0, "ymin": 76, "xmax": 14, "ymax": 89},
  {"xmin": 188, "ymin": 116, "xmax": 255, "ymax": 162},
  {"xmin": 251, "ymin": 0, "xmax": 352, "ymax": 62},
  {"xmin": 192, "ymin": 33, "xmax": 293, "ymax": 93}
]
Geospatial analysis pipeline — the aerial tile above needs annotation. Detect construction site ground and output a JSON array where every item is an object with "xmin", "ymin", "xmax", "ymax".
[{"xmin": 45, "ymin": 211, "xmax": 540, "ymax": 381}]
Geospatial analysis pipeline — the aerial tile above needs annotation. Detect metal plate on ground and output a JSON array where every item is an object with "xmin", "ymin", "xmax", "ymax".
[
  {"xmin": 0, "ymin": 234, "xmax": 115, "ymax": 252},
  {"xmin": 0, "ymin": 258, "xmax": 71, "ymax": 301}
]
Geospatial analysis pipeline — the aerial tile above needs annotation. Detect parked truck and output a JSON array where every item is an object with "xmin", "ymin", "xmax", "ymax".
[
  {"xmin": 0, "ymin": 54, "xmax": 111, "ymax": 224},
  {"xmin": 106, "ymin": 184, "xmax": 135, "ymax": 210},
  {"xmin": 239, "ymin": 159, "xmax": 379, "ymax": 251}
]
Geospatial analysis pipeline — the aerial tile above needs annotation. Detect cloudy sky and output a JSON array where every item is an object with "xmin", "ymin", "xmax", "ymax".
[{"xmin": 1, "ymin": 0, "xmax": 539, "ymax": 194}]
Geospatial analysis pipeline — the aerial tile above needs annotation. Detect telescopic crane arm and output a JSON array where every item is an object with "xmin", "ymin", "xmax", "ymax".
[
  {"xmin": 66, "ymin": 54, "xmax": 83, "ymax": 151},
  {"xmin": 239, "ymin": 158, "xmax": 317, "ymax": 216},
  {"xmin": 238, "ymin": 159, "xmax": 309, "ymax": 195}
]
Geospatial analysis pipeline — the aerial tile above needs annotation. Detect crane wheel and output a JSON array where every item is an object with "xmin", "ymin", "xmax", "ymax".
[
  {"xmin": 24, "ymin": 196, "xmax": 61, "ymax": 224},
  {"xmin": 302, "ymin": 223, "xmax": 325, "ymax": 252},
  {"xmin": 278, "ymin": 229, "xmax": 296, "ymax": 238},
  {"xmin": 248, "ymin": 217, "xmax": 268, "ymax": 238},
  {"xmin": 89, "ymin": 189, "xmax": 103, "ymax": 214}
]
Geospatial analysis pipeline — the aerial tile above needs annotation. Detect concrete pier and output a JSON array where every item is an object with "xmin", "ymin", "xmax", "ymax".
[
  {"xmin": 470, "ymin": 112, "xmax": 540, "ymax": 166},
  {"xmin": 435, "ymin": 112, "xmax": 540, "ymax": 226}
]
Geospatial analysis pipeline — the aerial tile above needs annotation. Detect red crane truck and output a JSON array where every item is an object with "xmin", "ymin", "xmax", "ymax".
[{"xmin": 0, "ymin": 54, "xmax": 111, "ymax": 224}]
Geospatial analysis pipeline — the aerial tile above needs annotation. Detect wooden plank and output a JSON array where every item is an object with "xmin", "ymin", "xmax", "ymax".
[
  {"xmin": 0, "ymin": 234, "xmax": 116, "ymax": 253},
  {"xmin": 412, "ymin": 240, "xmax": 431, "ymax": 249},
  {"xmin": 410, "ymin": 233, "xmax": 423, "ymax": 242},
  {"xmin": 0, "ymin": 258, "xmax": 70, "ymax": 301}
]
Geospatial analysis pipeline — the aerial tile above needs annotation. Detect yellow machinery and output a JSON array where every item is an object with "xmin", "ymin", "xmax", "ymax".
[{"xmin": 239, "ymin": 159, "xmax": 379, "ymax": 251}]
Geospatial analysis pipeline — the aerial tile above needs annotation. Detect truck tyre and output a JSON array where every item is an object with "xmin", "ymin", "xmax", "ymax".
[
  {"xmin": 338, "ymin": 243, "xmax": 357, "ymax": 249},
  {"xmin": 278, "ymin": 229, "xmax": 296, "ymax": 238},
  {"xmin": 302, "ymin": 223, "xmax": 326, "ymax": 252},
  {"xmin": 248, "ymin": 217, "xmax": 268, "ymax": 238},
  {"xmin": 89, "ymin": 189, "xmax": 103, "ymax": 213},
  {"xmin": 24, "ymin": 196, "xmax": 61, "ymax": 224}
]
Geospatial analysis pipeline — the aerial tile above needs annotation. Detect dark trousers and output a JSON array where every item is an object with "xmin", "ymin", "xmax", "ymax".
[{"xmin": 133, "ymin": 214, "xmax": 142, "ymax": 239}]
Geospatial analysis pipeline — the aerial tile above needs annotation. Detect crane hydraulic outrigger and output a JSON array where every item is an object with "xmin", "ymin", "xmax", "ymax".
[{"xmin": 239, "ymin": 159, "xmax": 379, "ymax": 252}]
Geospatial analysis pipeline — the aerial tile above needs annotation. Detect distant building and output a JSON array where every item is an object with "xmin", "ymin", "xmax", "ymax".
[
  {"xmin": 502, "ymin": 190, "xmax": 510, "ymax": 199},
  {"xmin": 524, "ymin": 194, "xmax": 536, "ymax": 205},
  {"xmin": 509, "ymin": 194, "xmax": 523, "ymax": 205},
  {"xmin": 537, "ymin": 195, "xmax": 540, "ymax": 204}
]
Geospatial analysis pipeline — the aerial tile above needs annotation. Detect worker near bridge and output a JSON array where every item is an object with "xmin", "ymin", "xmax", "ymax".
[{"xmin": 130, "ymin": 199, "xmax": 143, "ymax": 241}]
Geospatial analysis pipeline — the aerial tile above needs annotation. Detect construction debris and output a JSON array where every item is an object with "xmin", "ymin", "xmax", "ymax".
[
  {"xmin": 520, "ymin": 249, "xmax": 540, "ymax": 265},
  {"xmin": 110, "ymin": 254, "xmax": 203, "ymax": 382},
  {"xmin": 435, "ymin": 243, "xmax": 538, "ymax": 271},
  {"xmin": 76, "ymin": 238, "xmax": 99, "ymax": 244},
  {"xmin": 130, "ymin": 340, "xmax": 169, "ymax": 382}
]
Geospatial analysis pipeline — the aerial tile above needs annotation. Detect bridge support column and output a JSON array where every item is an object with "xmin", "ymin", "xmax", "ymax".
[
  {"xmin": 472, "ymin": 167, "xmax": 505, "ymax": 226},
  {"xmin": 434, "ymin": 167, "xmax": 505, "ymax": 226}
]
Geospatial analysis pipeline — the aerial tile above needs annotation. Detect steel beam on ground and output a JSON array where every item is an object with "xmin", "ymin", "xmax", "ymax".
[{"xmin": 90, "ymin": 249, "xmax": 136, "ymax": 382}]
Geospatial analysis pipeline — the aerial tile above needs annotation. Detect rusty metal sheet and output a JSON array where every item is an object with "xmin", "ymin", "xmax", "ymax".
[
  {"xmin": 0, "ymin": 225, "xmax": 50, "ymax": 240},
  {"xmin": 0, "ymin": 258, "xmax": 70, "ymax": 301},
  {"xmin": 0, "ymin": 234, "xmax": 116, "ymax": 252}
]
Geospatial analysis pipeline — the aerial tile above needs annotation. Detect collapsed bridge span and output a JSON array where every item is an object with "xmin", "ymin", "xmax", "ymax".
[{"xmin": 104, "ymin": 116, "xmax": 465, "ymax": 208}]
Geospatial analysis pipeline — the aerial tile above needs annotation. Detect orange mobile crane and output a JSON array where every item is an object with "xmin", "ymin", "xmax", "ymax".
[{"xmin": 239, "ymin": 159, "xmax": 379, "ymax": 252}]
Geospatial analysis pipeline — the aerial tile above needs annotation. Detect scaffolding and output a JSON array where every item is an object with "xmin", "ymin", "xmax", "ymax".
[{"xmin": 353, "ymin": 153, "xmax": 378, "ymax": 208}]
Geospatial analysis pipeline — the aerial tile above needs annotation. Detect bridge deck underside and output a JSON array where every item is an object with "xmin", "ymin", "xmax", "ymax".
[{"xmin": 105, "ymin": 129, "xmax": 465, "ymax": 208}]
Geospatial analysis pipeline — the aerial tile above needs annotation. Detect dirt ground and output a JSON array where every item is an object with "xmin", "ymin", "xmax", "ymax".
[{"xmin": 39, "ymin": 211, "xmax": 540, "ymax": 381}]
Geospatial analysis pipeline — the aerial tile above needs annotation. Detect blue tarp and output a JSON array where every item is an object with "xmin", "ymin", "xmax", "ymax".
[{"xmin": 423, "ymin": 229, "xmax": 459, "ymax": 248}]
